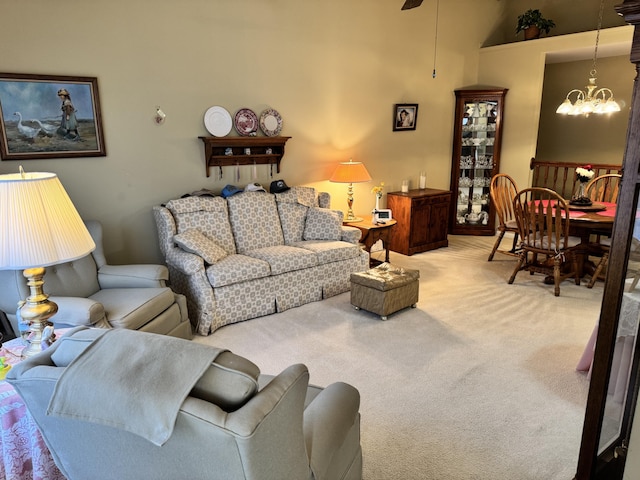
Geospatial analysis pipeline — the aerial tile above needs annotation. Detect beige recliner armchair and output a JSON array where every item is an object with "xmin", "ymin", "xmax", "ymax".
[
  {"xmin": 0, "ymin": 220, "xmax": 192, "ymax": 339},
  {"xmin": 7, "ymin": 327, "xmax": 362, "ymax": 480}
]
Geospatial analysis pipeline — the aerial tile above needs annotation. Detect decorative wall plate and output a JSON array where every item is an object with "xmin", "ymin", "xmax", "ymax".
[
  {"xmin": 204, "ymin": 106, "xmax": 232, "ymax": 137},
  {"xmin": 234, "ymin": 108, "xmax": 258, "ymax": 136},
  {"xmin": 259, "ymin": 108, "xmax": 283, "ymax": 137}
]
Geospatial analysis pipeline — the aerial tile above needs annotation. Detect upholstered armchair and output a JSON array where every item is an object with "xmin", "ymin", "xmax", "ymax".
[
  {"xmin": 7, "ymin": 326, "xmax": 363, "ymax": 480},
  {"xmin": 0, "ymin": 220, "xmax": 192, "ymax": 339}
]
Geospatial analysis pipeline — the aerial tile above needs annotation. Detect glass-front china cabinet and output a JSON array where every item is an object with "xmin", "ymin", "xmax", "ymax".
[
  {"xmin": 574, "ymin": 2, "xmax": 640, "ymax": 478},
  {"xmin": 449, "ymin": 87, "xmax": 507, "ymax": 235}
]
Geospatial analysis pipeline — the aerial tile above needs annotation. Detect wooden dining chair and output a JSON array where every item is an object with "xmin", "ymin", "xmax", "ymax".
[
  {"xmin": 585, "ymin": 173, "xmax": 621, "ymax": 288},
  {"xmin": 508, "ymin": 187, "xmax": 581, "ymax": 296},
  {"xmin": 586, "ymin": 173, "xmax": 621, "ymax": 204},
  {"xmin": 487, "ymin": 173, "xmax": 520, "ymax": 261}
]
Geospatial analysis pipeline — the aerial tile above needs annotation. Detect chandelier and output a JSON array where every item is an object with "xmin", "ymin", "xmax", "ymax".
[{"xmin": 555, "ymin": 0, "xmax": 621, "ymax": 117}]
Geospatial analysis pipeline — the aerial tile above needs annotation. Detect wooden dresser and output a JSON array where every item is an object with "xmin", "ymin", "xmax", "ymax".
[{"xmin": 387, "ymin": 188, "xmax": 451, "ymax": 256}]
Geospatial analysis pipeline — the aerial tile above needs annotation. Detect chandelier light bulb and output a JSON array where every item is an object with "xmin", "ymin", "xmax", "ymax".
[
  {"xmin": 555, "ymin": 99, "xmax": 573, "ymax": 115},
  {"xmin": 605, "ymin": 98, "xmax": 621, "ymax": 113}
]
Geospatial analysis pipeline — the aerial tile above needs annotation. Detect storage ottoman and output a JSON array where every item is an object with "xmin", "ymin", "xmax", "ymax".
[{"xmin": 350, "ymin": 263, "xmax": 420, "ymax": 320}]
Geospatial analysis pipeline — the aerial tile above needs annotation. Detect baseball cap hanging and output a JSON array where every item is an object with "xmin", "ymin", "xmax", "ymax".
[
  {"xmin": 270, "ymin": 179, "xmax": 290, "ymax": 193},
  {"xmin": 244, "ymin": 183, "xmax": 267, "ymax": 193},
  {"xmin": 221, "ymin": 185, "xmax": 243, "ymax": 198}
]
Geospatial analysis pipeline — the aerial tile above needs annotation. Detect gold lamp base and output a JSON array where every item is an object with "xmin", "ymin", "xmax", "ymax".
[
  {"xmin": 344, "ymin": 182, "xmax": 364, "ymax": 223},
  {"xmin": 19, "ymin": 267, "xmax": 57, "ymax": 358}
]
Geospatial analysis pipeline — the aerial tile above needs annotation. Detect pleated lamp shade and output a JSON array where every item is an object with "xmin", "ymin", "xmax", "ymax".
[
  {"xmin": 0, "ymin": 171, "xmax": 95, "ymax": 270},
  {"xmin": 329, "ymin": 159, "xmax": 372, "ymax": 222}
]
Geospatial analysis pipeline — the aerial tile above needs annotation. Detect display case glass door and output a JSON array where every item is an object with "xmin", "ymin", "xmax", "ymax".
[{"xmin": 450, "ymin": 88, "xmax": 507, "ymax": 235}]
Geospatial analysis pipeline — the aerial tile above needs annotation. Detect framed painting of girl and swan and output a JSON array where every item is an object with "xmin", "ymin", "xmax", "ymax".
[{"xmin": 0, "ymin": 73, "xmax": 106, "ymax": 160}]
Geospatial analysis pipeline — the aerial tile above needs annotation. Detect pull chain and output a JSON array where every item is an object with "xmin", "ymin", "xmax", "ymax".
[
  {"xmin": 591, "ymin": 0, "xmax": 605, "ymax": 77},
  {"xmin": 432, "ymin": 0, "xmax": 439, "ymax": 78}
]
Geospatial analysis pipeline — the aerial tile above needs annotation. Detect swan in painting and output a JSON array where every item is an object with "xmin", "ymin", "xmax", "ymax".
[
  {"xmin": 12, "ymin": 112, "xmax": 40, "ymax": 139},
  {"xmin": 31, "ymin": 118, "xmax": 58, "ymax": 136}
]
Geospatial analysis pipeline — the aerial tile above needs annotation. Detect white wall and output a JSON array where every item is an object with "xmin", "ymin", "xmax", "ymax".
[{"xmin": 0, "ymin": 0, "xmax": 501, "ymax": 264}]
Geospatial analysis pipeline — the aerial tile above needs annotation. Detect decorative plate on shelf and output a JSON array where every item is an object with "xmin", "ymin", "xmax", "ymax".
[
  {"xmin": 259, "ymin": 108, "xmax": 283, "ymax": 137},
  {"xmin": 204, "ymin": 106, "xmax": 232, "ymax": 137},
  {"xmin": 234, "ymin": 108, "xmax": 259, "ymax": 136}
]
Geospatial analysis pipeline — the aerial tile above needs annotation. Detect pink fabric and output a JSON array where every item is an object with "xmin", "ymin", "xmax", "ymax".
[
  {"xmin": 598, "ymin": 204, "xmax": 617, "ymax": 217},
  {"xmin": 568, "ymin": 202, "xmax": 616, "ymax": 219},
  {"xmin": 534, "ymin": 200, "xmax": 616, "ymax": 219},
  {"xmin": 577, "ymin": 292, "xmax": 639, "ymax": 406},
  {"xmin": 0, "ymin": 340, "xmax": 65, "ymax": 480},
  {"xmin": 576, "ymin": 323, "xmax": 598, "ymax": 378}
]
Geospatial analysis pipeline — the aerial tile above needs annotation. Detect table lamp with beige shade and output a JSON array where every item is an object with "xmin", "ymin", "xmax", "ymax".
[
  {"xmin": 0, "ymin": 167, "xmax": 95, "ymax": 357},
  {"xmin": 329, "ymin": 158, "xmax": 372, "ymax": 222}
]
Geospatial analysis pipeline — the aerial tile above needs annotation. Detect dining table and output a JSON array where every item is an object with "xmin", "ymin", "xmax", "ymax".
[
  {"xmin": 565, "ymin": 201, "xmax": 616, "ymax": 278},
  {"xmin": 529, "ymin": 199, "xmax": 616, "ymax": 285},
  {"xmin": 566, "ymin": 201, "xmax": 616, "ymax": 239}
]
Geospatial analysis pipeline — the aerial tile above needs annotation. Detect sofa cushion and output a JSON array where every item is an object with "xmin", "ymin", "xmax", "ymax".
[
  {"xmin": 317, "ymin": 191, "xmax": 331, "ymax": 208},
  {"xmin": 277, "ymin": 202, "xmax": 309, "ymax": 244},
  {"xmin": 51, "ymin": 328, "xmax": 109, "ymax": 367},
  {"xmin": 304, "ymin": 208, "xmax": 343, "ymax": 241},
  {"xmin": 166, "ymin": 197, "xmax": 236, "ymax": 255},
  {"xmin": 42, "ymin": 255, "xmax": 101, "ymax": 298},
  {"xmin": 227, "ymin": 192, "xmax": 285, "ymax": 254},
  {"xmin": 275, "ymin": 186, "xmax": 317, "ymax": 207},
  {"xmin": 190, "ymin": 351, "xmax": 260, "ymax": 412},
  {"xmin": 246, "ymin": 245, "xmax": 318, "ymax": 275},
  {"xmin": 293, "ymin": 240, "xmax": 361, "ymax": 264},
  {"xmin": 206, "ymin": 254, "xmax": 271, "ymax": 288},
  {"xmin": 90, "ymin": 287, "xmax": 176, "ymax": 330},
  {"xmin": 174, "ymin": 229, "xmax": 227, "ymax": 264}
]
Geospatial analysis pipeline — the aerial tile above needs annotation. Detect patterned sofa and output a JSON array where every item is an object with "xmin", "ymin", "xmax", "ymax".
[{"xmin": 153, "ymin": 186, "xmax": 369, "ymax": 335}]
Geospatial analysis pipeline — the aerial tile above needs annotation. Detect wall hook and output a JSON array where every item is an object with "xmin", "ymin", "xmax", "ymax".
[{"xmin": 155, "ymin": 107, "xmax": 166, "ymax": 125}]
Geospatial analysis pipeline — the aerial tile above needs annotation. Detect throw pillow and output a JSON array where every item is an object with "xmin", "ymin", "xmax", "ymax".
[
  {"xmin": 174, "ymin": 229, "xmax": 227, "ymax": 264},
  {"xmin": 278, "ymin": 202, "xmax": 309, "ymax": 244},
  {"xmin": 190, "ymin": 351, "xmax": 260, "ymax": 412},
  {"xmin": 303, "ymin": 208, "xmax": 343, "ymax": 241}
]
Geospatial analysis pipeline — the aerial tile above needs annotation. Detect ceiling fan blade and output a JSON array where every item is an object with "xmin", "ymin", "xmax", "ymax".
[{"xmin": 401, "ymin": 0, "xmax": 423, "ymax": 10}]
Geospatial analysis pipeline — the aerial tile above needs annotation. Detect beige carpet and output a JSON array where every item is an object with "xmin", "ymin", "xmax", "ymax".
[{"xmin": 194, "ymin": 235, "xmax": 602, "ymax": 480}]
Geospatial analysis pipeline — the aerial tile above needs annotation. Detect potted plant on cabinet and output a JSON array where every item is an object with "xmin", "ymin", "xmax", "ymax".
[{"xmin": 516, "ymin": 9, "xmax": 556, "ymax": 40}]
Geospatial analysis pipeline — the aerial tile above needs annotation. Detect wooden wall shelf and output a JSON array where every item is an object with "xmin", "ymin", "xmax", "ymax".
[{"xmin": 198, "ymin": 136, "xmax": 291, "ymax": 177}]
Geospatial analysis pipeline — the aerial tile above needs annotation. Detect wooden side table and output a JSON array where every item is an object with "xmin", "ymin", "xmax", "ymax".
[{"xmin": 344, "ymin": 218, "xmax": 397, "ymax": 267}]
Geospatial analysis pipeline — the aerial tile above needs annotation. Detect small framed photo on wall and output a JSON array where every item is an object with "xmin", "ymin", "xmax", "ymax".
[{"xmin": 393, "ymin": 103, "xmax": 418, "ymax": 131}]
